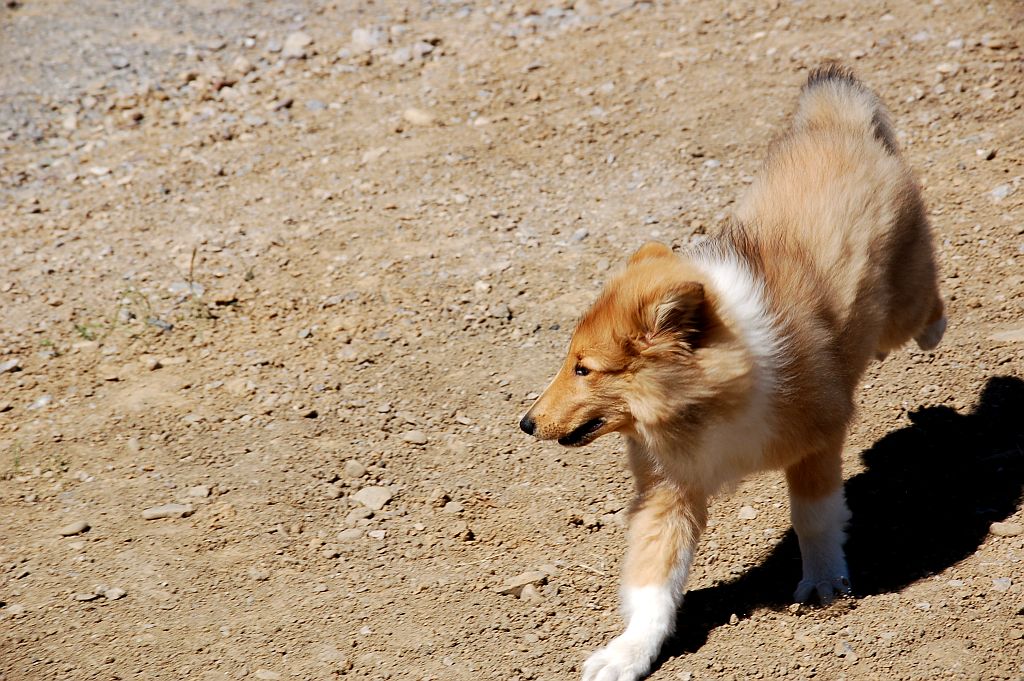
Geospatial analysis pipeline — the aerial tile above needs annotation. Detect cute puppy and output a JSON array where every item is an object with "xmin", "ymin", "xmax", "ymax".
[{"xmin": 520, "ymin": 64, "xmax": 945, "ymax": 681}]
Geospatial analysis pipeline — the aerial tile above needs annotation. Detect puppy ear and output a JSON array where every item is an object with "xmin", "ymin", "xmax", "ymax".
[
  {"xmin": 651, "ymin": 282, "xmax": 705, "ymax": 347},
  {"xmin": 628, "ymin": 241, "xmax": 674, "ymax": 266}
]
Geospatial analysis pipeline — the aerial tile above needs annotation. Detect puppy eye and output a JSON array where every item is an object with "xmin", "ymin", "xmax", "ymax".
[{"xmin": 574, "ymin": 364, "xmax": 590, "ymax": 377}]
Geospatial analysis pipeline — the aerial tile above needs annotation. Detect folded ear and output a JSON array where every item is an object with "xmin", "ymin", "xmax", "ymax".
[
  {"xmin": 650, "ymin": 282, "xmax": 705, "ymax": 348},
  {"xmin": 628, "ymin": 241, "xmax": 674, "ymax": 266}
]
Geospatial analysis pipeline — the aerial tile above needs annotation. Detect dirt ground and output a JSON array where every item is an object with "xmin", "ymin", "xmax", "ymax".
[{"xmin": 2, "ymin": 1, "xmax": 1023, "ymax": 679}]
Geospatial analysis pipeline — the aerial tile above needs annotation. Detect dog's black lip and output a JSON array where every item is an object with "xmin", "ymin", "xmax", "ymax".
[{"xmin": 558, "ymin": 418, "xmax": 605, "ymax": 447}]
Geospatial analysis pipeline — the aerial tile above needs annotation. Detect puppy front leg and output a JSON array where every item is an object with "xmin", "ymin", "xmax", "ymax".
[{"xmin": 583, "ymin": 482, "xmax": 707, "ymax": 681}]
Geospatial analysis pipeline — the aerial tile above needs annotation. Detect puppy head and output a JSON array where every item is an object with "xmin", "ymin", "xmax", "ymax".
[{"xmin": 520, "ymin": 242, "xmax": 718, "ymax": 447}]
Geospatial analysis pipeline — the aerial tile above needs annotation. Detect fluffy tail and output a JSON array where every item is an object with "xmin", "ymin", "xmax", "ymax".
[{"xmin": 794, "ymin": 63, "xmax": 898, "ymax": 155}]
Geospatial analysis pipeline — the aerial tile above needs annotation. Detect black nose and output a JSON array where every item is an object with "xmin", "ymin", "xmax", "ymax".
[{"xmin": 519, "ymin": 414, "xmax": 536, "ymax": 435}]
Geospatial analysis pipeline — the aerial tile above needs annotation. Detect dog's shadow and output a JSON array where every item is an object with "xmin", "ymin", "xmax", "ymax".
[{"xmin": 662, "ymin": 375, "xmax": 1024, "ymax": 660}]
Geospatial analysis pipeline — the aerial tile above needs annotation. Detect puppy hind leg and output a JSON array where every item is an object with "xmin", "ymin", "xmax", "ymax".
[
  {"xmin": 786, "ymin": 448, "xmax": 852, "ymax": 604},
  {"xmin": 582, "ymin": 481, "xmax": 707, "ymax": 681}
]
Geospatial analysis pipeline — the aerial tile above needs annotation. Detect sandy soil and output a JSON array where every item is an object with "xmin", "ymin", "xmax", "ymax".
[{"xmin": 1, "ymin": 1, "xmax": 1023, "ymax": 679}]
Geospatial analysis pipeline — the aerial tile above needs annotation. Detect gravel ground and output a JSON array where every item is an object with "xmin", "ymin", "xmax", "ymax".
[{"xmin": 1, "ymin": 1, "xmax": 1023, "ymax": 680}]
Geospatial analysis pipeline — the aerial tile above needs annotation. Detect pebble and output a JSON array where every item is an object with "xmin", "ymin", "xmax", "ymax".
[
  {"xmin": 57, "ymin": 519, "xmax": 91, "ymax": 536},
  {"xmin": 254, "ymin": 671, "xmax": 281, "ymax": 681},
  {"xmin": 337, "ymin": 528, "xmax": 364, "ymax": 541},
  {"xmin": 142, "ymin": 503, "xmax": 195, "ymax": 520},
  {"xmin": 187, "ymin": 485, "xmax": 210, "ymax": 498},
  {"xmin": 73, "ymin": 592, "xmax": 101, "ymax": 602},
  {"xmin": 988, "ymin": 327, "xmax": 1024, "ymax": 343},
  {"xmin": 738, "ymin": 505, "xmax": 758, "ymax": 520},
  {"xmin": 103, "ymin": 587, "xmax": 127, "ymax": 600},
  {"xmin": 351, "ymin": 26, "xmax": 386, "ymax": 53},
  {"xmin": 992, "ymin": 577, "xmax": 1012, "ymax": 592},
  {"xmin": 282, "ymin": 31, "xmax": 313, "ymax": 59},
  {"xmin": 402, "ymin": 108, "xmax": 436, "ymax": 126},
  {"xmin": 990, "ymin": 184, "xmax": 1013, "ymax": 201},
  {"xmin": 367, "ymin": 529, "xmax": 386, "ymax": 540},
  {"xmin": 570, "ymin": 228, "xmax": 589, "ymax": 243},
  {"xmin": 990, "ymin": 521, "xmax": 1023, "ymax": 537},
  {"xmin": 232, "ymin": 56, "xmax": 255, "ymax": 75},
  {"xmin": 352, "ymin": 486, "xmax": 393, "ymax": 511},
  {"xmin": 0, "ymin": 357, "xmax": 21, "ymax": 374},
  {"xmin": 401, "ymin": 430, "xmax": 428, "ymax": 445},
  {"xmin": 27, "ymin": 394, "xmax": 52, "ymax": 410},
  {"xmin": 343, "ymin": 459, "xmax": 367, "ymax": 478},
  {"xmin": 834, "ymin": 640, "xmax": 858, "ymax": 661},
  {"xmin": 497, "ymin": 571, "xmax": 548, "ymax": 597}
]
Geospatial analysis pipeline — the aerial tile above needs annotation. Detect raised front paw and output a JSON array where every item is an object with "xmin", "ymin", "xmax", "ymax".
[
  {"xmin": 794, "ymin": 574, "xmax": 852, "ymax": 605},
  {"xmin": 582, "ymin": 635, "xmax": 657, "ymax": 681}
]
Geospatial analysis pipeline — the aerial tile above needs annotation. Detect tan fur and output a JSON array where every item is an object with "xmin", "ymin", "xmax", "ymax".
[{"xmin": 521, "ymin": 64, "xmax": 945, "ymax": 677}]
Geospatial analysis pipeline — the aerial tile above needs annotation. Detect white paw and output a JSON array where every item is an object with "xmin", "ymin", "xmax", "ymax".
[
  {"xmin": 915, "ymin": 316, "xmax": 946, "ymax": 351},
  {"xmin": 794, "ymin": 574, "xmax": 852, "ymax": 605},
  {"xmin": 582, "ymin": 635, "xmax": 657, "ymax": 681}
]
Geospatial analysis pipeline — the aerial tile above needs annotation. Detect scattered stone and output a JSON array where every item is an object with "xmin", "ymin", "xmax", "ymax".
[
  {"xmin": 834, "ymin": 640, "xmax": 858, "ymax": 661},
  {"xmin": 990, "ymin": 521, "xmax": 1023, "ymax": 537},
  {"xmin": 497, "ymin": 571, "xmax": 548, "ymax": 597},
  {"xmin": 343, "ymin": 460, "xmax": 367, "ymax": 478},
  {"xmin": 73, "ymin": 592, "xmax": 101, "ymax": 602},
  {"xmin": 361, "ymin": 146, "xmax": 389, "ymax": 164},
  {"xmin": 988, "ymin": 327, "xmax": 1024, "ymax": 343},
  {"xmin": 992, "ymin": 577, "xmax": 1012, "ymax": 592},
  {"xmin": 738, "ymin": 505, "xmax": 758, "ymax": 520},
  {"xmin": 402, "ymin": 108, "xmax": 436, "ymax": 126},
  {"xmin": 142, "ymin": 503, "xmax": 195, "ymax": 520},
  {"xmin": 0, "ymin": 357, "xmax": 21, "ymax": 374},
  {"xmin": 443, "ymin": 501, "xmax": 465, "ymax": 514},
  {"xmin": 254, "ymin": 671, "xmax": 281, "ymax": 681},
  {"xmin": 312, "ymin": 583, "xmax": 328, "ymax": 593},
  {"xmin": 401, "ymin": 430, "xmax": 428, "ymax": 445},
  {"xmin": 322, "ymin": 484, "xmax": 343, "ymax": 500},
  {"xmin": 320, "ymin": 546, "xmax": 340, "ymax": 559},
  {"xmin": 570, "ymin": 228, "xmax": 589, "ymax": 243},
  {"xmin": 282, "ymin": 31, "xmax": 313, "ymax": 59},
  {"xmin": 57, "ymin": 520, "xmax": 90, "ymax": 536},
  {"xmin": 520, "ymin": 583, "xmax": 544, "ymax": 603},
  {"xmin": 337, "ymin": 528, "xmax": 364, "ymax": 541},
  {"xmin": 990, "ymin": 184, "xmax": 1013, "ymax": 201},
  {"xmin": 27, "ymin": 395, "xmax": 52, "ymax": 410},
  {"xmin": 248, "ymin": 567, "xmax": 271, "ymax": 581},
  {"xmin": 351, "ymin": 27, "xmax": 386, "ymax": 53},
  {"xmin": 103, "ymin": 587, "xmax": 127, "ymax": 600},
  {"xmin": 352, "ymin": 486, "xmax": 393, "ymax": 511},
  {"xmin": 367, "ymin": 529, "xmax": 386, "ymax": 540},
  {"xmin": 187, "ymin": 485, "xmax": 211, "ymax": 498},
  {"xmin": 6, "ymin": 604, "xmax": 26, "ymax": 616},
  {"xmin": 232, "ymin": 56, "xmax": 255, "ymax": 75}
]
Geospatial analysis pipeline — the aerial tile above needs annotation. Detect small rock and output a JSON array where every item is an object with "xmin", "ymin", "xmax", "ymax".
[
  {"xmin": 0, "ymin": 357, "xmax": 21, "ymax": 373},
  {"xmin": 401, "ymin": 430, "xmax": 428, "ymax": 445},
  {"xmin": 728, "ymin": 613, "xmax": 739, "ymax": 625},
  {"xmin": 322, "ymin": 484, "xmax": 343, "ymax": 500},
  {"xmin": 343, "ymin": 460, "xmax": 367, "ymax": 478},
  {"xmin": 520, "ymin": 583, "xmax": 545, "ymax": 603},
  {"xmin": 361, "ymin": 146, "xmax": 389, "ymax": 164},
  {"xmin": 992, "ymin": 577, "xmax": 1012, "ymax": 592},
  {"xmin": 7, "ymin": 604, "xmax": 26, "ymax": 616},
  {"xmin": 497, "ymin": 571, "xmax": 548, "ymax": 597},
  {"xmin": 351, "ymin": 27, "xmax": 386, "ymax": 53},
  {"xmin": 337, "ymin": 528, "xmax": 364, "ymax": 541},
  {"xmin": 443, "ymin": 501, "xmax": 465, "ymax": 514},
  {"xmin": 248, "ymin": 567, "xmax": 271, "ymax": 581},
  {"xmin": 232, "ymin": 56, "xmax": 255, "ymax": 75},
  {"xmin": 142, "ymin": 503, "xmax": 194, "ymax": 520},
  {"xmin": 254, "ymin": 671, "xmax": 281, "ymax": 681},
  {"xmin": 990, "ymin": 521, "xmax": 1023, "ymax": 537},
  {"xmin": 367, "ymin": 529, "xmax": 386, "ymax": 540},
  {"xmin": 73, "ymin": 592, "xmax": 101, "ymax": 602},
  {"xmin": 320, "ymin": 547, "xmax": 340, "ymax": 559},
  {"xmin": 834, "ymin": 640, "xmax": 858, "ymax": 661},
  {"xmin": 103, "ymin": 587, "xmax": 126, "ymax": 600},
  {"xmin": 352, "ymin": 486, "xmax": 393, "ymax": 511},
  {"xmin": 187, "ymin": 485, "xmax": 210, "ymax": 498},
  {"xmin": 402, "ymin": 108, "xmax": 436, "ymax": 126},
  {"xmin": 738, "ymin": 505, "xmax": 758, "ymax": 520},
  {"xmin": 988, "ymin": 327, "xmax": 1024, "ymax": 343},
  {"xmin": 27, "ymin": 394, "xmax": 52, "ymax": 410},
  {"xmin": 990, "ymin": 184, "xmax": 1013, "ymax": 201},
  {"xmin": 312, "ymin": 583, "xmax": 328, "ymax": 593},
  {"xmin": 570, "ymin": 228, "xmax": 589, "ymax": 243},
  {"xmin": 282, "ymin": 31, "xmax": 313, "ymax": 59},
  {"xmin": 57, "ymin": 520, "xmax": 90, "ymax": 536}
]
